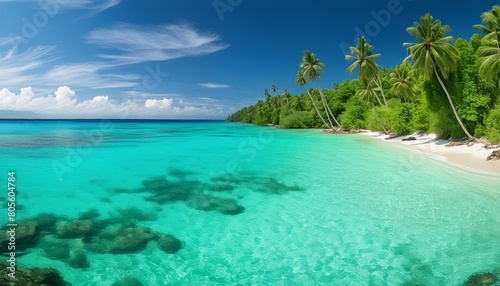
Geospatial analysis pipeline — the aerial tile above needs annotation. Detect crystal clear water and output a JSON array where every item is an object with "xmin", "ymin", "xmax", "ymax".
[{"xmin": 0, "ymin": 120, "xmax": 499, "ymax": 285}]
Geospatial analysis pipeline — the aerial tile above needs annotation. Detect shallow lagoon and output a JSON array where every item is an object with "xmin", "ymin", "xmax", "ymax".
[{"xmin": 0, "ymin": 120, "xmax": 499, "ymax": 285}]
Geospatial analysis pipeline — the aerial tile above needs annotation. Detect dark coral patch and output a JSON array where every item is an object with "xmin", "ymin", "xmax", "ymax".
[
  {"xmin": 87, "ymin": 224, "xmax": 157, "ymax": 254},
  {"xmin": 157, "ymin": 234, "xmax": 182, "ymax": 254}
]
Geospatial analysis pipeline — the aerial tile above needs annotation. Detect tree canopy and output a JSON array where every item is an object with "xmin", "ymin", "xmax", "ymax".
[{"xmin": 228, "ymin": 7, "xmax": 500, "ymax": 144}]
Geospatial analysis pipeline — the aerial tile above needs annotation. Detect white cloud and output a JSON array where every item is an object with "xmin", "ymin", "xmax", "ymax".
[
  {"xmin": 86, "ymin": 23, "xmax": 229, "ymax": 65},
  {"xmin": 145, "ymin": 98, "xmax": 173, "ymax": 109},
  {"xmin": 198, "ymin": 83, "xmax": 231, "ymax": 89},
  {"xmin": 0, "ymin": 86, "xmax": 225, "ymax": 118},
  {"xmin": 54, "ymin": 86, "xmax": 77, "ymax": 107}
]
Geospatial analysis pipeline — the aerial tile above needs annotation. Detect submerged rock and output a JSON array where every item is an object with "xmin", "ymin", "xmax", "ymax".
[
  {"xmin": 157, "ymin": 234, "xmax": 182, "ymax": 254},
  {"xmin": 0, "ymin": 220, "xmax": 39, "ymax": 252},
  {"xmin": 487, "ymin": 150, "xmax": 500, "ymax": 161},
  {"xmin": 216, "ymin": 200, "xmax": 245, "ymax": 215},
  {"xmin": 39, "ymin": 236, "xmax": 89, "ymax": 269},
  {"xmin": 0, "ymin": 262, "xmax": 69, "ymax": 286},
  {"xmin": 115, "ymin": 207, "xmax": 158, "ymax": 222},
  {"xmin": 111, "ymin": 276, "xmax": 144, "ymax": 286},
  {"xmin": 464, "ymin": 272, "xmax": 497, "ymax": 286},
  {"xmin": 144, "ymin": 188, "xmax": 191, "ymax": 204},
  {"xmin": 32, "ymin": 213, "xmax": 59, "ymax": 230},
  {"xmin": 206, "ymin": 182, "xmax": 235, "ymax": 192},
  {"xmin": 257, "ymin": 178, "xmax": 302, "ymax": 194},
  {"xmin": 56, "ymin": 220, "xmax": 93, "ymax": 239},
  {"xmin": 190, "ymin": 193, "xmax": 245, "ymax": 215},
  {"xmin": 78, "ymin": 209, "xmax": 100, "ymax": 220},
  {"xmin": 138, "ymin": 176, "xmax": 195, "ymax": 203},
  {"xmin": 88, "ymin": 224, "xmax": 157, "ymax": 254},
  {"xmin": 0, "ymin": 213, "xmax": 60, "ymax": 254},
  {"xmin": 141, "ymin": 176, "xmax": 170, "ymax": 190},
  {"xmin": 168, "ymin": 167, "xmax": 194, "ymax": 179}
]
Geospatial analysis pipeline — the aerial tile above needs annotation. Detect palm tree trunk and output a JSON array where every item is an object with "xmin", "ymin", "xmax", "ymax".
[
  {"xmin": 320, "ymin": 87, "xmax": 342, "ymax": 128},
  {"xmin": 433, "ymin": 65, "xmax": 474, "ymax": 140},
  {"xmin": 317, "ymin": 84, "xmax": 342, "ymax": 128},
  {"xmin": 375, "ymin": 76, "xmax": 388, "ymax": 107},
  {"xmin": 314, "ymin": 88, "xmax": 335, "ymax": 129},
  {"xmin": 372, "ymin": 99, "xmax": 387, "ymax": 134},
  {"xmin": 307, "ymin": 90, "xmax": 330, "ymax": 129}
]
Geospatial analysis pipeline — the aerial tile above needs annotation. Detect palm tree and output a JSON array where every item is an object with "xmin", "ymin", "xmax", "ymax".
[
  {"xmin": 264, "ymin": 89, "xmax": 270, "ymax": 101},
  {"xmin": 283, "ymin": 88, "xmax": 291, "ymax": 106},
  {"xmin": 295, "ymin": 70, "xmax": 330, "ymax": 128},
  {"xmin": 404, "ymin": 13, "xmax": 474, "ymax": 140},
  {"xmin": 474, "ymin": 5, "xmax": 500, "ymax": 83},
  {"xmin": 346, "ymin": 37, "xmax": 387, "ymax": 107},
  {"xmin": 293, "ymin": 96, "xmax": 304, "ymax": 111},
  {"xmin": 390, "ymin": 63, "xmax": 419, "ymax": 102},
  {"xmin": 358, "ymin": 79, "xmax": 387, "ymax": 134},
  {"xmin": 271, "ymin": 85, "xmax": 277, "ymax": 93},
  {"xmin": 299, "ymin": 50, "xmax": 342, "ymax": 128},
  {"xmin": 263, "ymin": 88, "xmax": 271, "ymax": 119}
]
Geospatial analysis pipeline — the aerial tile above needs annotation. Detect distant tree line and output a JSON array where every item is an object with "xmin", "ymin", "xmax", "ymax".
[{"xmin": 227, "ymin": 7, "xmax": 500, "ymax": 144}]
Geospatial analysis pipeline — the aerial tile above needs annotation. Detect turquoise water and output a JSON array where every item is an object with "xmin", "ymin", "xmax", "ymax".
[{"xmin": 0, "ymin": 120, "xmax": 499, "ymax": 285}]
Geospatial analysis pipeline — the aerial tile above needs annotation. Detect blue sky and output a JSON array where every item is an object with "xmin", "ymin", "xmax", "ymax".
[{"xmin": 0, "ymin": 0, "xmax": 496, "ymax": 119}]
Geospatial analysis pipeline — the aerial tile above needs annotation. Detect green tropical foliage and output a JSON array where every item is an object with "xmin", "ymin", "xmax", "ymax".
[
  {"xmin": 299, "ymin": 50, "xmax": 342, "ymax": 129},
  {"xmin": 404, "ymin": 13, "xmax": 474, "ymax": 139},
  {"xmin": 474, "ymin": 5, "xmax": 500, "ymax": 83},
  {"xmin": 356, "ymin": 79, "xmax": 387, "ymax": 134},
  {"xmin": 228, "ymin": 7, "xmax": 500, "ymax": 144},
  {"xmin": 390, "ymin": 62, "xmax": 419, "ymax": 102},
  {"xmin": 346, "ymin": 37, "xmax": 388, "ymax": 106}
]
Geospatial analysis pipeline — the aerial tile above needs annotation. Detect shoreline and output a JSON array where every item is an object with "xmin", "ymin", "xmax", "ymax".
[{"xmin": 358, "ymin": 131, "xmax": 500, "ymax": 175}]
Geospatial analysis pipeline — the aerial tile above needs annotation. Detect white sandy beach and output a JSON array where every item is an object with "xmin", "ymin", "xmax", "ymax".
[{"xmin": 360, "ymin": 131, "xmax": 500, "ymax": 175}]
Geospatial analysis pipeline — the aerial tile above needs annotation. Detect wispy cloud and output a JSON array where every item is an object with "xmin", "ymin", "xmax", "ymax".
[
  {"xmin": 198, "ymin": 97, "xmax": 219, "ymax": 102},
  {"xmin": 86, "ymin": 23, "xmax": 229, "ymax": 65},
  {"xmin": 83, "ymin": 0, "xmax": 122, "ymax": 17},
  {"xmin": 0, "ymin": 46, "xmax": 55, "ymax": 87},
  {"xmin": 198, "ymin": 83, "xmax": 231, "ymax": 89},
  {"xmin": 0, "ymin": 0, "xmax": 121, "ymax": 14},
  {"xmin": 43, "ymin": 63, "xmax": 139, "ymax": 89},
  {"xmin": 0, "ymin": 46, "xmax": 139, "ymax": 91}
]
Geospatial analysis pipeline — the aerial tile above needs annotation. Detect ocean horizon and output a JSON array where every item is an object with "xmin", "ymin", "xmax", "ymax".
[{"xmin": 1, "ymin": 120, "xmax": 499, "ymax": 285}]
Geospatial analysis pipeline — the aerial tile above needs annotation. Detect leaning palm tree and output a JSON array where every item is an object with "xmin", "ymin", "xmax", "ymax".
[
  {"xmin": 300, "ymin": 50, "xmax": 342, "ymax": 128},
  {"xmin": 357, "ymin": 79, "xmax": 387, "ymax": 134},
  {"xmin": 390, "ymin": 62, "xmax": 419, "ymax": 102},
  {"xmin": 404, "ymin": 13, "xmax": 474, "ymax": 140},
  {"xmin": 346, "ymin": 37, "xmax": 387, "ymax": 107},
  {"xmin": 295, "ymin": 70, "xmax": 330, "ymax": 128},
  {"xmin": 474, "ymin": 5, "xmax": 500, "ymax": 82}
]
